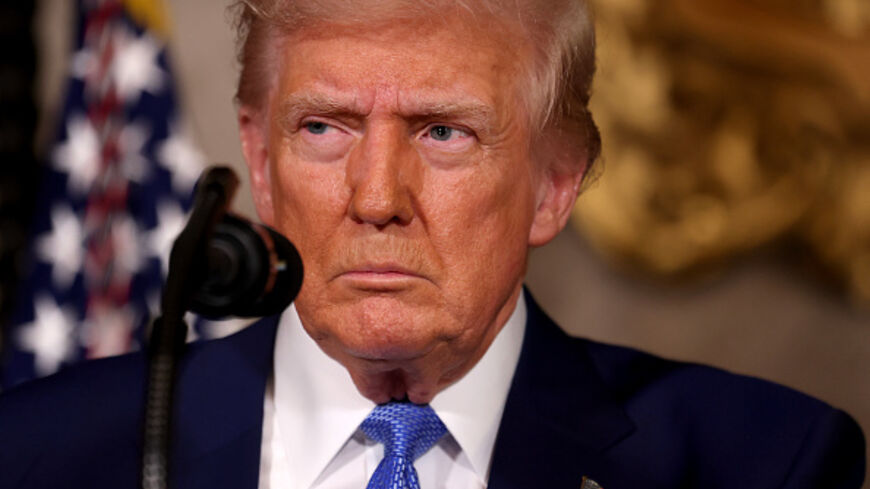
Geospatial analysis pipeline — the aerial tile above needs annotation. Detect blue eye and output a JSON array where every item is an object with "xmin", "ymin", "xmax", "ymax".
[
  {"xmin": 429, "ymin": 126, "xmax": 453, "ymax": 141},
  {"xmin": 305, "ymin": 121, "xmax": 329, "ymax": 134}
]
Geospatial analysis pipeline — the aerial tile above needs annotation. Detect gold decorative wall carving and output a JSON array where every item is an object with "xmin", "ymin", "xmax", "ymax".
[{"xmin": 573, "ymin": 0, "xmax": 870, "ymax": 303}]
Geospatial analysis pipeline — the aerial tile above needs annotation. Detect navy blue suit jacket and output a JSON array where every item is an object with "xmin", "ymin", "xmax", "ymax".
[{"xmin": 0, "ymin": 292, "xmax": 864, "ymax": 488}]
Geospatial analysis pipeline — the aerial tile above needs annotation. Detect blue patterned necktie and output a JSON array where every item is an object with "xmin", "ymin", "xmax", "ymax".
[{"xmin": 360, "ymin": 402, "xmax": 448, "ymax": 489}]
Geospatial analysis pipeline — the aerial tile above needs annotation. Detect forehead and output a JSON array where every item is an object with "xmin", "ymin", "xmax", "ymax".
[{"xmin": 268, "ymin": 15, "xmax": 531, "ymax": 119}]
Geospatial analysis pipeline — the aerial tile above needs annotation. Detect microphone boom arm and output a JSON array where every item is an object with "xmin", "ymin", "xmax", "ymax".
[
  {"xmin": 140, "ymin": 166, "xmax": 303, "ymax": 489},
  {"xmin": 141, "ymin": 167, "xmax": 239, "ymax": 489}
]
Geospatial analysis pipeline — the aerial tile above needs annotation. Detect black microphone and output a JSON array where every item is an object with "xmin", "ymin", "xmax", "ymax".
[
  {"xmin": 188, "ymin": 213, "xmax": 304, "ymax": 318},
  {"xmin": 142, "ymin": 166, "xmax": 302, "ymax": 489}
]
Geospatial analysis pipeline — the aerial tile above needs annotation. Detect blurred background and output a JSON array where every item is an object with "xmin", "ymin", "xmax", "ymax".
[{"xmin": 0, "ymin": 0, "xmax": 868, "ymax": 482}]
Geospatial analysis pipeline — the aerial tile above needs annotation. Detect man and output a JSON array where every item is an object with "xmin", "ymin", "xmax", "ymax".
[{"xmin": 0, "ymin": 0, "xmax": 864, "ymax": 488}]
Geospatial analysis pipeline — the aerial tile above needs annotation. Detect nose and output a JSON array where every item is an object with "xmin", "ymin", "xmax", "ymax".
[{"xmin": 346, "ymin": 124, "xmax": 416, "ymax": 227}]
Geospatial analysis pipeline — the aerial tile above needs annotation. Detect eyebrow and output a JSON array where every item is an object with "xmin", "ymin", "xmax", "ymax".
[
  {"xmin": 277, "ymin": 92, "xmax": 498, "ymax": 130},
  {"xmin": 401, "ymin": 100, "xmax": 497, "ymax": 129},
  {"xmin": 278, "ymin": 93, "xmax": 365, "ymax": 123}
]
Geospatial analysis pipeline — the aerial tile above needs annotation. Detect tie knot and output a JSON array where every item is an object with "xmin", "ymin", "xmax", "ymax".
[{"xmin": 361, "ymin": 402, "xmax": 447, "ymax": 461}]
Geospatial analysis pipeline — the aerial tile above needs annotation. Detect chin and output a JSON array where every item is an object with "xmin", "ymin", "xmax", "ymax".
[
  {"xmin": 339, "ymin": 327, "xmax": 440, "ymax": 363},
  {"xmin": 328, "ymin": 297, "xmax": 454, "ymax": 357}
]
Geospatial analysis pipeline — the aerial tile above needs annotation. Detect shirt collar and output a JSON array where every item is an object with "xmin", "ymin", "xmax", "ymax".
[
  {"xmin": 272, "ymin": 295, "xmax": 527, "ymax": 487},
  {"xmin": 273, "ymin": 303, "xmax": 372, "ymax": 489},
  {"xmin": 430, "ymin": 294, "xmax": 526, "ymax": 480}
]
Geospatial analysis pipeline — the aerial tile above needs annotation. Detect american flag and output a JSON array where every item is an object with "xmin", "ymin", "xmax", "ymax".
[{"xmin": 0, "ymin": 0, "xmax": 245, "ymax": 390}]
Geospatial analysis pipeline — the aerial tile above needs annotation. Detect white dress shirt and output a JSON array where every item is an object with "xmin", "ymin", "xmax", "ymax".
[{"xmin": 258, "ymin": 295, "xmax": 527, "ymax": 489}]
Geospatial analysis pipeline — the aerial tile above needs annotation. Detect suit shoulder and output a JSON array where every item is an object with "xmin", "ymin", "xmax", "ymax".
[
  {"xmin": 0, "ymin": 350, "xmax": 147, "ymax": 424},
  {"xmin": 0, "ymin": 316, "xmax": 274, "ymax": 422},
  {"xmin": 579, "ymin": 337, "xmax": 831, "ymax": 417},
  {"xmin": 0, "ymin": 352, "xmax": 147, "ymax": 489},
  {"xmin": 0, "ymin": 316, "xmax": 278, "ymax": 489},
  {"xmin": 581, "ymin": 336, "xmax": 863, "ymax": 480},
  {"xmin": 588, "ymin": 338, "xmax": 864, "ymax": 484}
]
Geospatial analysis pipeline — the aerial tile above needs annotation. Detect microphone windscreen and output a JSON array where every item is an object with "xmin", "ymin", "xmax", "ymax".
[{"xmin": 189, "ymin": 214, "xmax": 303, "ymax": 318}]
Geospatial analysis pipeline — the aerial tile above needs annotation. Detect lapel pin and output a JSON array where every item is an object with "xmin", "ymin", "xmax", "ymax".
[{"xmin": 581, "ymin": 476, "xmax": 603, "ymax": 489}]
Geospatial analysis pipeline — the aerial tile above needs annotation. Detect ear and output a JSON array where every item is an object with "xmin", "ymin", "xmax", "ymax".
[
  {"xmin": 238, "ymin": 105, "xmax": 275, "ymax": 226},
  {"xmin": 528, "ymin": 132, "xmax": 588, "ymax": 247}
]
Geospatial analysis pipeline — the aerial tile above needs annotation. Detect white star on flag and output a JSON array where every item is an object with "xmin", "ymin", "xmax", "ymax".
[
  {"xmin": 16, "ymin": 295, "xmax": 79, "ymax": 376},
  {"xmin": 146, "ymin": 200, "xmax": 188, "ymax": 276},
  {"xmin": 52, "ymin": 115, "xmax": 100, "ymax": 195},
  {"xmin": 157, "ymin": 129, "xmax": 206, "ymax": 193},
  {"xmin": 112, "ymin": 30, "xmax": 166, "ymax": 102},
  {"xmin": 37, "ymin": 205, "xmax": 85, "ymax": 290}
]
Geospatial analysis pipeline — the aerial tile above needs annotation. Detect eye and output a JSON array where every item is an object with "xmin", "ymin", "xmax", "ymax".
[
  {"xmin": 295, "ymin": 119, "xmax": 353, "ymax": 162},
  {"xmin": 418, "ymin": 124, "xmax": 474, "ymax": 156},
  {"xmin": 304, "ymin": 121, "xmax": 330, "ymax": 135},
  {"xmin": 422, "ymin": 125, "xmax": 472, "ymax": 143},
  {"xmin": 429, "ymin": 125, "xmax": 455, "ymax": 141}
]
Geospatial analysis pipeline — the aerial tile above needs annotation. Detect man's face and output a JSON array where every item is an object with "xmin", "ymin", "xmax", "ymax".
[{"xmin": 241, "ymin": 14, "xmax": 578, "ymax": 403}]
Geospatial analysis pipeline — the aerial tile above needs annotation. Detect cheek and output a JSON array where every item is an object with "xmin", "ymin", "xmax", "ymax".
[
  {"xmin": 427, "ymin": 163, "xmax": 536, "ymax": 276},
  {"xmin": 269, "ymin": 153, "xmax": 347, "ymax": 256}
]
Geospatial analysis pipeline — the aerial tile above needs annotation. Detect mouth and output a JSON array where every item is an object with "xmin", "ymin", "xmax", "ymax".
[{"xmin": 337, "ymin": 263, "xmax": 429, "ymax": 291}]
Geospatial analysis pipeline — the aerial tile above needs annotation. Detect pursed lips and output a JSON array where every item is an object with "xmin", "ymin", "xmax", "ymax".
[{"xmin": 335, "ymin": 262, "xmax": 431, "ymax": 288}]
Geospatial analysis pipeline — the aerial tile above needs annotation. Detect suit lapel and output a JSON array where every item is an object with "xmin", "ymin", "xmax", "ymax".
[
  {"xmin": 171, "ymin": 315, "xmax": 280, "ymax": 489},
  {"xmin": 488, "ymin": 291, "xmax": 635, "ymax": 488}
]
